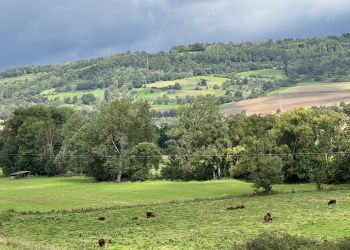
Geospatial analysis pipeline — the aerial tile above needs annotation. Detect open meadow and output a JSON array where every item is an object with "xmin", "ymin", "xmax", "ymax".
[
  {"xmin": 40, "ymin": 88, "xmax": 105, "ymax": 101},
  {"xmin": 0, "ymin": 176, "xmax": 350, "ymax": 249},
  {"xmin": 0, "ymin": 176, "xmax": 327, "ymax": 212},
  {"xmin": 137, "ymin": 75, "xmax": 229, "ymax": 110}
]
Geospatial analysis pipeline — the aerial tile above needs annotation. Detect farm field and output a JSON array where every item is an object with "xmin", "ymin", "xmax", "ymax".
[
  {"xmin": 222, "ymin": 81, "xmax": 350, "ymax": 116},
  {"xmin": 40, "ymin": 88, "xmax": 105, "ymax": 101},
  {"xmin": 137, "ymin": 75, "xmax": 229, "ymax": 108},
  {"xmin": 1, "ymin": 187, "xmax": 350, "ymax": 249},
  {"xmin": 0, "ymin": 176, "xmax": 331, "ymax": 212}
]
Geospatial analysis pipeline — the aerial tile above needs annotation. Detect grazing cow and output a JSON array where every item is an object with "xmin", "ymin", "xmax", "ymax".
[
  {"xmin": 234, "ymin": 204, "xmax": 245, "ymax": 209},
  {"xmin": 328, "ymin": 199, "xmax": 336, "ymax": 205},
  {"xmin": 98, "ymin": 239, "xmax": 105, "ymax": 247},
  {"xmin": 264, "ymin": 213, "xmax": 272, "ymax": 222},
  {"xmin": 98, "ymin": 216, "xmax": 105, "ymax": 221},
  {"xmin": 227, "ymin": 204, "xmax": 245, "ymax": 210},
  {"xmin": 146, "ymin": 212, "xmax": 156, "ymax": 218}
]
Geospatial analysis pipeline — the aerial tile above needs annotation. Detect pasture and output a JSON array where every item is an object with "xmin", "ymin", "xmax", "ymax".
[
  {"xmin": 40, "ymin": 88, "xmax": 105, "ymax": 101},
  {"xmin": 137, "ymin": 75, "xmax": 229, "ymax": 108},
  {"xmin": 222, "ymin": 81, "xmax": 350, "ymax": 116},
  {"xmin": 1, "ymin": 186, "xmax": 350, "ymax": 249},
  {"xmin": 0, "ymin": 176, "xmax": 327, "ymax": 212}
]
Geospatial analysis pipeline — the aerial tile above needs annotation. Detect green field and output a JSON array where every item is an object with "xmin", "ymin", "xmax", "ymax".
[
  {"xmin": 137, "ymin": 75, "xmax": 229, "ymax": 107},
  {"xmin": 0, "ymin": 176, "xmax": 331, "ymax": 212},
  {"xmin": 1, "ymin": 179, "xmax": 350, "ymax": 249},
  {"xmin": 40, "ymin": 88, "xmax": 105, "ymax": 101}
]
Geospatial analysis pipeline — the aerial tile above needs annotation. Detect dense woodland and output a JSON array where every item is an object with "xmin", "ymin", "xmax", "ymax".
[
  {"xmin": 1, "ymin": 96, "xmax": 350, "ymax": 193},
  {"xmin": 1, "ymin": 34, "xmax": 350, "ymax": 118}
]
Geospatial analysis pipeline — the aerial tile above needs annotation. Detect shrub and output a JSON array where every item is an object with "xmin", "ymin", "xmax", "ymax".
[
  {"xmin": 337, "ymin": 237, "xmax": 350, "ymax": 250},
  {"xmin": 81, "ymin": 93, "xmax": 96, "ymax": 105},
  {"xmin": 246, "ymin": 232, "xmax": 325, "ymax": 250}
]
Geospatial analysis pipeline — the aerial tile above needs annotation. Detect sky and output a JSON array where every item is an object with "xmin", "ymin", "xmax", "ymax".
[{"xmin": 0, "ymin": 0, "xmax": 350, "ymax": 71}]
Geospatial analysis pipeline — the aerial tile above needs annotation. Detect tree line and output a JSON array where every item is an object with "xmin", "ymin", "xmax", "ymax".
[{"xmin": 1, "ymin": 96, "xmax": 350, "ymax": 192}]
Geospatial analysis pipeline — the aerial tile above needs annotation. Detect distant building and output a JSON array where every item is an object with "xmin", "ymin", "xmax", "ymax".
[{"xmin": 9, "ymin": 171, "xmax": 31, "ymax": 180}]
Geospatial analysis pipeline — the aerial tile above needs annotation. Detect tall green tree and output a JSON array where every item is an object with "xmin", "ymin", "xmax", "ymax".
[
  {"xmin": 233, "ymin": 135, "xmax": 283, "ymax": 193},
  {"xmin": 0, "ymin": 105, "xmax": 78, "ymax": 175},
  {"xmin": 272, "ymin": 108, "xmax": 345, "ymax": 187},
  {"xmin": 129, "ymin": 142, "xmax": 162, "ymax": 181},
  {"xmin": 164, "ymin": 95, "xmax": 229, "ymax": 180},
  {"xmin": 61, "ymin": 98, "xmax": 157, "ymax": 182}
]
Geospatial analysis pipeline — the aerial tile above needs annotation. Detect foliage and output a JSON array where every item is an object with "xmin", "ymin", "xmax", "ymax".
[
  {"xmin": 0, "ymin": 105, "xmax": 79, "ymax": 176},
  {"xmin": 60, "ymin": 98, "xmax": 157, "ymax": 181},
  {"xmin": 233, "ymin": 135, "xmax": 284, "ymax": 193},
  {"xmin": 2, "ymin": 34, "xmax": 350, "ymax": 117},
  {"xmin": 164, "ymin": 95, "xmax": 230, "ymax": 180},
  {"xmin": 129, "ymin": 142, "xmax": 162, "ymax": 181},
  {"xmin": 272, "ymin": 108, "xmax": 346, "ymax": 188},
  {"xmin": 246, "ymin": 232, "xmax": 329, "ymax": 250},
  {"xmin": 81, "ymin": 93, "xmax": 96, "ymax": 104}
]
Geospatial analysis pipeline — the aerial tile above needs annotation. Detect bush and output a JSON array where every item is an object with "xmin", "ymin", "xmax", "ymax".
[
  {"xmin": 246, "ymin": 232, "xmax": 329, "ymax": 250},
  {"xmin": 198, "ymin": 79, "xmax": 207, "ymax": 86},
  {"xmin": 337, "ymin": 237, "xmax": 350, "ymax": 250},
  {"xmin": 81, "ymin": 93, "xmax": 96, "ymax": 105}
]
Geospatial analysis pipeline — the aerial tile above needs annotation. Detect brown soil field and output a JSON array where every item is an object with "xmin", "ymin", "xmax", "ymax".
[{"xmin": 221, "ymin": 82, "xmax": 350, "ymax": 116}]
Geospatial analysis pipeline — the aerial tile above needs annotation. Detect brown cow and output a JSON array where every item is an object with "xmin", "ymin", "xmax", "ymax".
[
  {"xmin": 98, "ymin": 216, "xmax": 106, "ymax": 221},
  {"xmin": 328, "ymin": 199, "xmax": 336, "ymax": 205},
  {"xmin": 227, "ymin": 204, "xmax": 245, "ymax": 210},
  {"xmin": 146, "ymin": 212, "xmax": 156, "ymax": 218},
  {"xmin": 264, "ymin": 213, "xmax": 272, "ymax": 222},
  {"xmin": 98, "ymin": 239, "xmax": 105, "ymax": 247}
]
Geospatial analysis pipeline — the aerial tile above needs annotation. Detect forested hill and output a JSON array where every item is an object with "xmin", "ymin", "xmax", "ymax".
[{"xmin": 1, "ymin": 33, "xmax": 350, "ymax": 118}]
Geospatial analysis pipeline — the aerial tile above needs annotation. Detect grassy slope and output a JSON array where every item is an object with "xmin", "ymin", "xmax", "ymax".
[
  {"xmin": 137, "ymin": 75, "xmax": 228, "ymax": 104},
  {"xmin": 2, "ymin": 188, "xmax": 350, "ymax": 249},
  {"xmin": 0, "ymin": 74, "xmax": 40, "ymax": 86},
  {"xmin": 41, "ymin": 88, "xmax": 105, "ymax": 101},
  {"xmin": 0, "ymin": 176, "xmax": 330, "ymax": 212}
]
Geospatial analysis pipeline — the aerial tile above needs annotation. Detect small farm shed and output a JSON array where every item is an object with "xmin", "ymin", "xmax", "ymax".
[{"xmin": 9, "ymin": 171, "xmax": 31, "ymax": 180}]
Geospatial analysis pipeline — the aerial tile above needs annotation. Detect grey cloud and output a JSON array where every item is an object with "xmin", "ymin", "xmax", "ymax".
[{"xmin": 0, "ymin": 0, "xmax": 349, "ymax": 70}]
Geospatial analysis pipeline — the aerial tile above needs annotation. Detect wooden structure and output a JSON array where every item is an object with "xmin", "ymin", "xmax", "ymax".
[{"xmin": 9, "ymin": 171, "xmax": 31, "ymax": 180}]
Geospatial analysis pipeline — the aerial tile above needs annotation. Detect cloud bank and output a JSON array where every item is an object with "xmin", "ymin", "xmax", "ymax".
[{"xmin": 0, "ymin": 0, "xmax": 349, "ymax": 70}]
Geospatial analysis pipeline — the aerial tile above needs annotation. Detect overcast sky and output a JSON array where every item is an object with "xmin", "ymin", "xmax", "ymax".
[{"xmin": 0, "ymin": 0, "xmax": 350, "ymax": 71}]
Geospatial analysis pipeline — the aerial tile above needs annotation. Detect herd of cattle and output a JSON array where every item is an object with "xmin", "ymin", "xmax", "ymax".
[{"xmin": 95, "ymin": 199, "xmax": 337, "ymax": 247}]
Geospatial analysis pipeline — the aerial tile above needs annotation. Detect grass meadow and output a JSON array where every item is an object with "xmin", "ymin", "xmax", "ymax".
[
  {"xmin": 137, "ymin": 75, "xmax": 229, "ymax": 106},
  {"xmin": 1, "ymin": 181, "xmax": 350, "ymax": 249},
  {"xmin": 0, "ymin": 176, "xmax": 330, "ymax": 212},
  {"xmin": 0, "ymin": 175, "xmax": 350, "ymax": 249},
  {"xmin": 40, "ymin": 88, "xmax": 105, "ymax": 101}
]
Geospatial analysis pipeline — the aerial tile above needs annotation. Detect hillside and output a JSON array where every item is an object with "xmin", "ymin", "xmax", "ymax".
[{"xmin": 1, "ymin": 34, "xmax": 350, "ymax": 118}]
